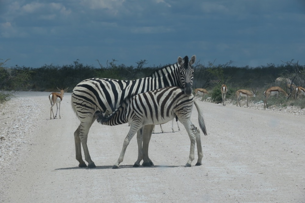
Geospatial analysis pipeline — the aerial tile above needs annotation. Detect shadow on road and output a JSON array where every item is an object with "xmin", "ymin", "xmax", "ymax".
[{"xmin": 55, "ymin": 164, "xmax": 181, "ymax": 170}]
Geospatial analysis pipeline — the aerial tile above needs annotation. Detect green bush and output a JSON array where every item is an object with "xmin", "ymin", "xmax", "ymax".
[
  {"xmin": 211, "ymin": 85, "xmax": 222, "ymax": 103},
  {"xmin": 0, "ymin": 92, "xmax": 11, "ymax": 103}
]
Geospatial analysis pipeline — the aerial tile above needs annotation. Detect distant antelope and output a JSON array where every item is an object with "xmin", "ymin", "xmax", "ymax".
[
  {"xmin": 194, "ymin": 88, "xmax": 208, "ymax": 96},
  {"xmin": 295, "ymin": 86, "xmax": 305, "ymax": 99},
  {"xmin": 49, "ymin": 87, "xmax": 68, "ymax": 119},
  {"xmin": 264, "ymin": 86, "xmax": 288, "ymax": 109},
  {"xmin": 221, "ymin": 84, "xmax": 228, "ymax": 106},
  {"xmin": 95, "ymin": 86, "xmax": 207, "ymax": 168},
  {"xmin": 236, "ymin": 89, "xmax": 257, "ymax": 107}
]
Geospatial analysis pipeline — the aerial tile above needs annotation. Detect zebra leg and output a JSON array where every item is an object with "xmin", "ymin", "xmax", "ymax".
[
  {"xmin": 76, "ymin": 119, "xmax": 96, "ymax": 168},
  {"xmin": 160, "ymin": 124, "xmax": 164, "ymax": 133},
  {"xmin": 74, "ymin": 125, "xmax": 86, "ymax": 167},
  {"xmin": 133, "ymin": 128, "xmax": 143, "ymax": 167},
  {"xmin": 177, "ymin": 120, "xmax": 180, "ymax": 131},
  {"xmin": 113, "ymin": 124, "xmax": 141, "ymax": 169},
  {"xmin": 180, "ymin": 119, "xmax": 196, "ymax": 167},
  {"xmin": 142, "ymin": 125, "xmax": 154, "ymax": 167},
  {"xmin": 171, "ymin": 119, "xmax": 174, "ymax": 132},
  {"xmin": 191, "ymin": 124, "xmax": 203, "ymax": 166}
]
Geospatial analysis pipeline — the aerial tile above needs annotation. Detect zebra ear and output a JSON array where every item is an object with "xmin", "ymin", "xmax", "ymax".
[
  {"xmin": 189, "ymin": 55, "xmax": 196, "ymax": 65},
  {"xmin": 177, "ymin": 56, "xmax": 183, "ymax": 66}
]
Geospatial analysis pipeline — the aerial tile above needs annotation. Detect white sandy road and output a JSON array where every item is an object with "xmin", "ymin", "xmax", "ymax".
[{"xmin": 0, "ymin": 91, "xmax": 305, "ymax": 203}]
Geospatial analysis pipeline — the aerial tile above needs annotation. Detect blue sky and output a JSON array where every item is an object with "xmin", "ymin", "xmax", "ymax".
[{"xmin": 0, "ymin": 0, "xmax": 305, "ymax": 68}]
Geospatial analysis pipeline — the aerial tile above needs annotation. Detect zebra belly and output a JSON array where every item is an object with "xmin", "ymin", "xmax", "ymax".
[{"xmin": 139, "ymin": 114, "xmax": 175, "ymax": 126}]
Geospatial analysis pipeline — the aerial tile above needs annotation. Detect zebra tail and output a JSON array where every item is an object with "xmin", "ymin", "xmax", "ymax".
[{"xmin": 194, "ymin": 101, "xmax": 207, "ymax": 135}]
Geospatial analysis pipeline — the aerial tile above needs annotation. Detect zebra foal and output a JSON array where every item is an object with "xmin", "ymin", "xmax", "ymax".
[{"xmin": 95, "ymin": 86, "xmax": 207, "ymax": 169}]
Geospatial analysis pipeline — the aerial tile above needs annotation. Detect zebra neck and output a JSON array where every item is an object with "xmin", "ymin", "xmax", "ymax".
[{"xmin": 140, "ymin": 66, "xmax": 180, "ymax": 93}]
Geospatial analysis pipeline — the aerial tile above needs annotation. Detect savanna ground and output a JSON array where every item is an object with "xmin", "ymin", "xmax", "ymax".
[{"xmin": 0, "ymin": 91, "xmax": 304, "ymax": 203}]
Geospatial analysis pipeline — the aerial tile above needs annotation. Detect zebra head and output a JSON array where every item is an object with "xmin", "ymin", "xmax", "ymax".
[{"xmin": 177, "ymin": 55, "xmax": 195, "ymax": 95}]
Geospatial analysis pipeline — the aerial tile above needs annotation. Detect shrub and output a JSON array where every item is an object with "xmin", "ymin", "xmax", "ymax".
[{"xmin": 0, "ymin": 92, "xmax": 11, "ymax": 103}]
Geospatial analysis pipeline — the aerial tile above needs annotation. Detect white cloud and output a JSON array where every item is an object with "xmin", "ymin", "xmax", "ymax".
[
  {"xmin": 81, "ymin": 0, "xmax": 125, "ymax": 14},
  {"xmin": 0, "ymin": 21, "xmax": 27, "ymax": 38},
  {"xmin": 22, "ymin": 2, "xmax": 44, "ymax": 13},
  {"xmin": 1, "ymin": 22, "xmax": 12, "ymax": 29},
  {"xmin": 131, "ymin": 26, "xmax": 173, "ymax": 34},
  {"xmin": 6, "ymin": 2, "xmax": 71, "ymax": 17},
  {"xmin": 200, "ymin": 2, "xmax": 228, "ymax": 13},
  {"xmin": 154, "ymin": 0, "xmax": 171, "ymax": 8}
]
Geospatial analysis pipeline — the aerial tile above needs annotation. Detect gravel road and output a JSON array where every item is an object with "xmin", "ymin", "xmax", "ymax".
[{"xmin": 0, "ymin": 91, "xmax": 304, "ymax": 203}]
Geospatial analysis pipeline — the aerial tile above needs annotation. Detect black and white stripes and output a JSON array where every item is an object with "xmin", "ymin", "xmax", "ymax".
[
  {"xmin": 96, "ymin": 86, "xmax": 193, "ymax": 126},
  {"xmin": 71, "ymin": 56, "xmax": 195, "ymax": 121},
  {"xmin": 94, "ymin": 86, "xmax": 207, "ymax": 168},
  {"xmin": 71, "ymin": 56, "xmax": 196, "ymax": 168}
]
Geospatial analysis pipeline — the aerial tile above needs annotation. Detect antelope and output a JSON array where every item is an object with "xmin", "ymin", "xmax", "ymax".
[
  {"xmin": 275, "ymin": 77, "xmax": 297, "ymax": 97},
  {"xmin": 194, "ymin": 88, "xmax": 208, "ymax": 96},
  {"xmin": 221, "ymin": 84, "xmax": 228, "ymax": 106},
  {"xmin": 236, "ymin": 89, "xmax": 256, "ymax": 107},
  {"xmin": 264, "ymin": 86, "xmax": 288, "ymax": 109},
  {"xmin": 49, "ymin": 87, "xmax": 68, "ymax": 119},
  {"xmin": 295, "ymin": 86, "xmax": 305, "ymax": 99}
]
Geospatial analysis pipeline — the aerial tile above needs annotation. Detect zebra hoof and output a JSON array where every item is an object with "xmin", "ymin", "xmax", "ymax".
[
  {"xmin": 112, "ymin": 165, "xmax": 119, "ymax": 169},
  {"xmin": 88, "ymin": 162, "xmax": 96, "ymax": 168},
  {"xmin": 195, "ymin": 162, "xmax": 202, "ymax": 166},
  {"xmin": 185, "ymin": 163, "xmax": 192, "ymax": 167},
  {"xmin": 133, "ymin": 163, "xmax": 140, "ymax": 167},
  {"xmin": 142, "ymin": 161, "xmax": 154, "ymax": 167},
  {"xmin": 79, "ymin": 162, "xmax": 87, "ymax": 168}
]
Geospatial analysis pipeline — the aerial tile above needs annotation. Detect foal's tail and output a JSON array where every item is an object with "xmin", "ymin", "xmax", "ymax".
[{"xmin": 194, "ymin": 101, "xmax": 207, "ymax": 135}]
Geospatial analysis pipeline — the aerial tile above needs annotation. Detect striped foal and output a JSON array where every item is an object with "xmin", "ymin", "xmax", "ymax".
[{"xmin": 95, "ymin": 86, "xmax": 207, "ymax": 168}]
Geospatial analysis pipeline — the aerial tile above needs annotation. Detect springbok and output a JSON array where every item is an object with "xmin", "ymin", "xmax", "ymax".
[
  {"xmin": 194, "ymin": 88, "xmax": 208, "ymax": 96},
  {"xmin": 49, "ymin": 87, "xmax": 68, "ymax": 119},
  {"xmin": 221, "ymin": 84, "xmax": 228, "ymax": 106},
  {"xmin": 95, "ymin": 86, "xmax": 207, "ymax": 168},
  {"xmin": 295, "ymin": 86, "xmax": 305, "ymax": 99},
  {"xmin": 264, "ymin": 86, "xmax": 288, "ymax": 109},
  {"xmin": 236, "ymin": 89, "xmax": 257, "ymax": 107}
]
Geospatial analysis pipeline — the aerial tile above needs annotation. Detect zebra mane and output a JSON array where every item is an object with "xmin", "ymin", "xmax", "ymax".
[
  {"xmin": 148, "ymin": 62, "xmax": 179, "ymax": 78},
  {"xmin": 183, "ymin": 56, "xmax": 189, "ymax": 69}
]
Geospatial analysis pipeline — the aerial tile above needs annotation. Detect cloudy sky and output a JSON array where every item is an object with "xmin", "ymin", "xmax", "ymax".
[{"xmin": 0, "ymin": 0, "xmax": 304, "ymax": 68}]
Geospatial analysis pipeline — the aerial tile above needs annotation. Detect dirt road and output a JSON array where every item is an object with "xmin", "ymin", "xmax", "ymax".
[{"xmin": 0, "ymin": 92, "xmax": 304, "ymax": 203}]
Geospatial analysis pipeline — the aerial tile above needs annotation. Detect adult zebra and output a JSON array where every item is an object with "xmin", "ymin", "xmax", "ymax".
[{"xmin": 71, "ymin": 55, "xmax": 196, "ymax": 168}]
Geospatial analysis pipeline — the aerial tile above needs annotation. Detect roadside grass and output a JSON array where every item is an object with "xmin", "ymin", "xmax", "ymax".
[
  {"xmin": 0, "ymin": 92, "xmax": 11, "ymax": 104},
  {"xmin": 202, "ymin": 87, "xmax": 305, "ymax": 110}
]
